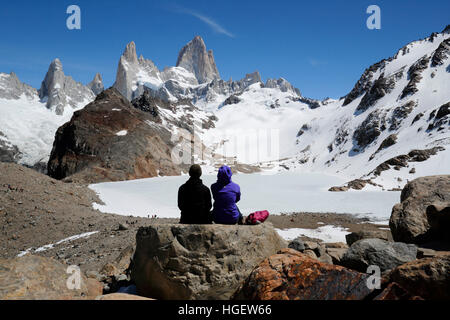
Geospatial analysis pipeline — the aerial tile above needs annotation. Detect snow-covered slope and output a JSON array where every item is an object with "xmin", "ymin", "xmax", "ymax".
[
  {"xmin": 0, "ymin": 62, "xmax": 100, "ymax": 169},
  {"xmin": 200, "ymin": 27, "xmax": 450, "ymax": 189}
]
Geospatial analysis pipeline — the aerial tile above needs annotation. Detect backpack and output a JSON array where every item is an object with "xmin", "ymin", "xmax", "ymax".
[{"xmin": 245, "ymin": 210, "xmax": 270, "ymax": 225}]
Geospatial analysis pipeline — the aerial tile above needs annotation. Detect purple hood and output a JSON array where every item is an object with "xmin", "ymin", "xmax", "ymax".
[{"xmin": 217, "ymin": 165, "xmax": 233, "ymax": 185}]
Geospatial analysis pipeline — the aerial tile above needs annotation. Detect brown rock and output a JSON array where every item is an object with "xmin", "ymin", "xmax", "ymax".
[
  {"xmin": 132, "ymin": 223, "xmax": 287, "ymax": 300},
  {"xmin": 233, "ymin": 248, "xmax": 373, "ymax": 300},
  {"xmin": 85, "ymin": 278, "xmax": 104, "ymax": 298},
  {"xmin": 0, "ymin": 255, "xmax": 92, "ymax": 300},
  {"xmin": 374, "ymin": 282, "xmax": 423, "ymax": 300},
  {"xmin": 326, "ymin": 248, "xmax": 347, "ymax": 264},
  {"xmin": 47, "ymin": 88, "xmax": 182, "ymax": 183},
  {"xmin": 386, "ymin": 255, "xmax": 450, "ymax": 300}
]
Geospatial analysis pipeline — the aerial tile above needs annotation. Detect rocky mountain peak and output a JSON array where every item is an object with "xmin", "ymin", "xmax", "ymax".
[
  {"xmin": 176, "ymin": 35, "xmax": 220, "ymax": 83},
  {"xmin": 122, "ymin": 41, "xmax": 138, "ymax": 64},
  {"xmin": 39, "ymin": 59, "xmax": 95, "ymax": 115},
  {"xmin": 87, "ymin": 73, "xmax": 104, "ymax": 96}
]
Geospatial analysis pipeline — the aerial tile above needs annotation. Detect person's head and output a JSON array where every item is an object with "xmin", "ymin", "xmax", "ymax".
[
  {"xmin": 189, "ymin": 164, "xmax": 202, "ymax": 179},
  {"xmin": 217, "ymin": 165, "xmax": 232, "ymax": 185}
]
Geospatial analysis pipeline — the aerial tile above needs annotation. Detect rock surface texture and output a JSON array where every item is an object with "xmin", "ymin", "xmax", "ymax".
[
  {"xmin": 131, "ymin": 223, "xmax": 287, "ymax": 300},
  {"xmin": 390, "ymin": 175, "xmax": 450, "ymax": 244},
  {"xmin": 0, "ymin": 255, "xmax": 101, "ymax": 300},
  {"xmin": 176, "ymin": 36, "xmax": 220, "ymax": 84},
  {"xmin": 340, "ymin": 239, "xmax": 417, "ymax": 273},
  {"xmin": 47, "ymin": 88, "xmax": 181, "ymax": 183},
  {"xmin": 386, "ymin": 255, "xmax": 450, "ymax": 300},
  {"xmin": 233, "ymin": 248, "xmax": 374, "ymax": 300}
]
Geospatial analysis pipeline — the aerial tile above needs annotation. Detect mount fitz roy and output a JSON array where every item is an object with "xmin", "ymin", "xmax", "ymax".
[{"xmin": 0, "ymin": 26, "xmax": 449, "ymax": 190}]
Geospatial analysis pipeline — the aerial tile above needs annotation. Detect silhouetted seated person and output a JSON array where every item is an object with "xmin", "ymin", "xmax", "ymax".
[
  {"xmin": 211, "ymin": 165, "xmax": 243, "ymax": 225},
  {"xmin": 178, "ymin": 164, "xmax": 213, "ymax": 224}
]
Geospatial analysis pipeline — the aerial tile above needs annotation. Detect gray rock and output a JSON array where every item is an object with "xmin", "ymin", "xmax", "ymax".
[
  {"xmin": 288, "ymin": 237, "xmax": 305, "ymax": 252},
  {"xmin": 0, "ymin": 131, "xmax": 22, "ymax": 163},
  {"xmin": 87, "ymin": 73, "xmax": 104, "ymax": 96},
  {"xmin": 131, "ymin": 223, "xmax": 287, "ymax": 300},
  {"xmin": 0, "ymin": 72, "xmax": 37, "ymax": 100},
  {"xmin": 39, "ymin": 59, "xmax": 95, "ymax": 115},
  {"xmin": 265, "ymin": 78, "xmax": 301, "ymax": 96},
  {"xmin": 340, "ymin": 238, "xmax": 417, "ymax": 273},
  {"xmin": 346, "ymin": 230, "xmax": 391, "ymax": 246},
  {"xmin": 176, "ymin": 36, "xmax": 220, "ymax": 84},
  {"xmin": 390, "ymin": 175, "xmax": 450, "ymax": 243}
]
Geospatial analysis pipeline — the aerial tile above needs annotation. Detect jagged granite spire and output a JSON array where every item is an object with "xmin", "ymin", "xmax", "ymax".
[
  {"xmin": 176, "ymin": 36, "xmax": 220, "ymax": 84},
  {"xmin": 113, "ymin": 41, "xmax": 161, "ymax": 101},
  {"xmin": 38, "ymin": 58, "xmax": 95, "ymax": 115},
  {"xmin": 88, "ymin": 73, "xmax": 104, "ymax": 96}
]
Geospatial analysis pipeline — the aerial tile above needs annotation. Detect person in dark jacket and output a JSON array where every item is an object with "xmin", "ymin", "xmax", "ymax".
[
  {"xmin": 211, "ymin": 165, "xmax": 242, "ymax": 225},
  {"xmin": 178, "ymin": 164, "xmax": 212, "ymax": 224}
]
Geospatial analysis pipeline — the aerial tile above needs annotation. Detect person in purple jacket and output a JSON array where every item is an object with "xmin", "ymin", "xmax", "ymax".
[{"xmin": 211, "ymin": 165, "xmax": 243, "ymax": 225}]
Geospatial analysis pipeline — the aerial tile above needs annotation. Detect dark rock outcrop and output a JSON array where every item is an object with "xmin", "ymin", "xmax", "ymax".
[
  {"xmin": 47, "ymin": 88, "xmax": 181, "ymax": 183},
  {"xmin": 371, "ymin": 147, "xmax": 445, "ymax": 176},
  {"xmin": 400, "ymin": 55, "xmax": 430, "ymax": 100},
  {"xmin": 386, "ymin": 255, "xmax": 450, "ymax": 300},
  {"xmin": 431, "ymin": 38, "xmax": 450, "ymax": 67},
  {"xmin": 390, "ymin": 175, "xmax": 450, "ymax": 244},
  {"xmin": 131, "ymin": 223, "xmax": 287, "ymax": 300},
  {"xmin": 233, "ymin": 248, "xmax": 374, "ymax": 300}
]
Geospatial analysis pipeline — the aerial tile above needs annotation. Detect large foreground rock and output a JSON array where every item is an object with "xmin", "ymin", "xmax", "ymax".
[
  {"xmin": 131, "ymin": 223, "xmax": 287, "ymax": 300},
  {"xmin": 0, "ymin": 255, "xmax": 102, "ymax": 300},
  {"xmin": 386, "ymin": 255, "xmax": 450, "ymax": 300},
  {"xmin": 47, "ymin": 88, "xmax": 181, "ymax": 183},
  {"xmin": 233, "ymin": 248, "xmax": 374, "ymax": 300},
  {"xmin": 390, "ymin": 175, "xmax": 450, "ymax": 244},
  {"xmin": 340, "ymin": 239, "xmax": 417, "ymax": 273}
]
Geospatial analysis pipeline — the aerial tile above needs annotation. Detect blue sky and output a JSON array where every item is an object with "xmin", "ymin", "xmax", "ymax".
[{"xmin": 0, "ymin": 0, "xmax": 448, "ymax": 99}]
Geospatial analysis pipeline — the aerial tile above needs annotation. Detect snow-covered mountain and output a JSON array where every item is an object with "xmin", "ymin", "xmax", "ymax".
[
  {"xmin": 0, "ymin": 61, "xmax": 101, "ymax": 169},
  {"xmin": 0, "ymin": 27, "xmax": 448, "ymax": 189},
  {"xmin": 201, "ymin": 27, "xmax": 450, "ymax": 190}
]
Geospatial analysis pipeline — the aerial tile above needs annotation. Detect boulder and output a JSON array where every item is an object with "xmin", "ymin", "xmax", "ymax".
[
  {"xmin": 340, "ymin": 239, "xmax": 417, "ymax": 273},
  {"xmin": 386, "ymin": 255, "xmax": 450, "ymax": 300},
  {"xmin": 345, "ymin": 230, "xmax": 391, "ymax": 246},
  {"xmin": 131, "ymin": 223, "xmax": 287, "ymax": 300},
  {"xmin": 389, "ymin": 175, "xmax": 450, "ymax": 244},
  {"xmin": 233, "ymin": 248, "xmax": 374, "ymax": 300},
  {"xmin": 0, "ymin": 255, "xmax": 100, "ymax": 300}
]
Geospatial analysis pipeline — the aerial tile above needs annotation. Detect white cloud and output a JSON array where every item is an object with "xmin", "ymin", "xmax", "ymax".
[{"xmin": 172, "ymin": 5, "xmax": 234, "ymax": 38}]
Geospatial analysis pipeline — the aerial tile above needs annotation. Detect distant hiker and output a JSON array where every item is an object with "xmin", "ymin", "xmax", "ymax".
[
  {"xmin": 211, "ymin": 165, "xmax": 243, "ymax": 225},
  {"xmin": 178, "ymin": 164, "xmax": 213, "ymax": 224}
]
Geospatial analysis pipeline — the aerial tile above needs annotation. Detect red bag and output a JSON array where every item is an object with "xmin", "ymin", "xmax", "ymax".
[{"xmin": 245, "ymin": 210, "xmax": 270, "ymax": 225}]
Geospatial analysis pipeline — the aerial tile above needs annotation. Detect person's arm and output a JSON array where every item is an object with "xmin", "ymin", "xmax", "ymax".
[
  {"xmin": 236, "ymin": 186, "xmax": 241, "ymax": 203},
  {"xmin": 205, "ymin": 187, "xmax": 212, "ymax": 212}
]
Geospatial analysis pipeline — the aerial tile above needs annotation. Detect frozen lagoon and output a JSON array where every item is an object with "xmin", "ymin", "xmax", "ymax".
[{"xmin": 89, "ymin": 172, "xmax": 400, "ymax": 223}]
